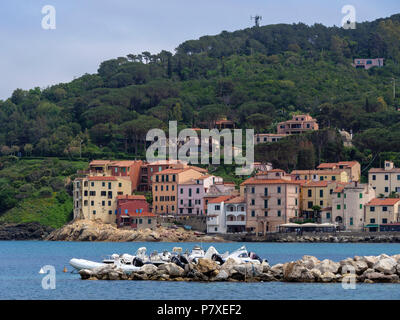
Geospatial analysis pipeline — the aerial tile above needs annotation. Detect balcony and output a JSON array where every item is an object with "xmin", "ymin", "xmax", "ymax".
[{"xmin": 226, "ymin": 220, "xmax": 246, "ymax": 226}]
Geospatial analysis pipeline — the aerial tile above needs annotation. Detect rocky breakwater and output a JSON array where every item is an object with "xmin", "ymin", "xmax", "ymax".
[
  {"xmin": 46, "ymin": 219, "xmax": 224, "ymax": 242},
  {"xmin": 79, "ymin": 253, "xmax": 400, "ymax": 283}
]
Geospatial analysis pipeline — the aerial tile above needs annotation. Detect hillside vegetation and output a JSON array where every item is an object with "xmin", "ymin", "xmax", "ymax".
[
  {"xmin": 0, "ymin": 157, "xmax": 86, "ymax": 228},
  {"xmin": 0, "ymin": 15, "xmax": 400, "ymax": 227}
]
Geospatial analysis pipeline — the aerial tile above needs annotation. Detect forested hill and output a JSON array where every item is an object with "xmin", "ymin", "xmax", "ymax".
[{"xmin": 1, "ymin": 14, "xmax": 400, "ymax": 170}]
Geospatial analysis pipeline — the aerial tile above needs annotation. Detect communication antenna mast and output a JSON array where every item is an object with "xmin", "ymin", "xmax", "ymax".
[{"xmin": 250, "ymin": 15, "xmax": 262, "ymax": 27}]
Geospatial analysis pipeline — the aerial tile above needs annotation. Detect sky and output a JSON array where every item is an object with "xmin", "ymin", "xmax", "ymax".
[{"xmin": 0, "ymin": 0, "xmax": 399, "ymax": 100}]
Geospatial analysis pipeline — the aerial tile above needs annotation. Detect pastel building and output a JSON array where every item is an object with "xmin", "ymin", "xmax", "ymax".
[
  {"xmin": 116, "ymin": 195, "xmax": 156, "ymax": 230},
  {"xmin": 73, "ymin": 176, "xmax": 132, "ymax": 224},
  {"xmin": 365, "ymin": 198, "xmax": 400, "ymax": 232},
  {"xmin": 332, "ymin": 182, "xmax": 375, "ymax": 231},
  {"xmin": 203, "ymin": 182, "xmax": 237, "ymax": 215},
  {"xmin": 254, "ymin": 133, "xmax": 288, "ymax": 145},
  {"xmin": 178, "ymin": 175, "xmax": 223, "ymax": 215},
  {"xmin": 317, "ymin": 161, "xmax": 361, "ymax": 182},
  {"xmin": 241, "ymin": 170, "xmax": 301, "ymax": 234},
  {"xmin": 152, "ymin": 167, "xmax": 205, "ymax": 215},
  {"xmin": 277, "ymin": 114, "xmax": 318, "ymax": 135},
  {"xmin": 368, "ymin": 161, "xmax": 400, "ymax": 197},
  {"xmin": 291, "ymin": 169, "xmax": 349, "ymax": 183},
  {"xmin": 206, "ymin": 195, "xmax": 246, "ymax": 234},
  {"xmin": 300, "ymin": 181, "xmax": 346, "ymax": 222},
  {"xmin": 353, "ymin": 58, "xmax": 384, "ymax": 70}
]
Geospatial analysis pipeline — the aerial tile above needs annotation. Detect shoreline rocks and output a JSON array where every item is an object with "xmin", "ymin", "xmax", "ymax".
[
  {"xmin": 46, "ymin": 219, "xmax": 225, "ymax": 242},
  {"xmin": 0, "ymin": 222, "xmax": 54, "ymax": 240},
  {"xmin": 79, "ymin": 253, "xmax": 400, "ymax": 284}
]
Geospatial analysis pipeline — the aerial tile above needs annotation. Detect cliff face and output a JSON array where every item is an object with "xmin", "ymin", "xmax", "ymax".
[
  {"xmin": 46, "ymin": 219, "xmax": 225, "ymax": 242},
  {"xmin": 0, "ymin": 222, "xmax": 54, "ymax": 240}
]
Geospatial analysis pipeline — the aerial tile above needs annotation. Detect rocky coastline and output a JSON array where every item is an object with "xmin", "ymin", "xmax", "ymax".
[
  {"xmin": 46, "ymin": 219, "xmax": 225, "ymax": 242},
  {"xmin": 79, "ymin": 253, "xmax": 400, "ymax": 284},
  {"xmin": 0, "ymin": 222, "xmax": 54, "ymax": 240}
]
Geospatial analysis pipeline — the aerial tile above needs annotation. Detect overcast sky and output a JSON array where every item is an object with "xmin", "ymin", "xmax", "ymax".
[{"xmin": 0, "ymin": 0, "xmax": 399, "ymax": 100}]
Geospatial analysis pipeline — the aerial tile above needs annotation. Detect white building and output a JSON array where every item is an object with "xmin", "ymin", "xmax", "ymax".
[
  {"xmin": 206, "ymin": 195, "xmax": 246, "ymax": 234},
  {"xmin": 332, "ymin": 181, "xmax": 376, "ymax": 231}
]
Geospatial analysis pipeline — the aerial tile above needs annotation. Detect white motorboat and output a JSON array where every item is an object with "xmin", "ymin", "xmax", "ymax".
[
  {"xmin": 224, "ymin": 246, "xmax": 263, "ymax": 264},
  {"xmin": 69, "ymin": 255, "xmax": 141, "ymax": 273},
  {"xmin": 187, "ymin": 245, "xmax": 205, "ymax": 263}
]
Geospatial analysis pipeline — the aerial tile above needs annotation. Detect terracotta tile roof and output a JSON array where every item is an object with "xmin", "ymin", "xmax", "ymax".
[
  {"xmin": 241, "ymin": 178, "xmax": 302, "ymax": 186},
  {"xmin": 208, "ymin": 195, "xmax": 235, "ymax": 204},
  {"xmin": 88, "ymin": 176, "xmax": 117, "ymax": 181},
  {"xmin": 366, "ymin": 198, "xmax": 400, "ymax": 206},
  {"xmin": 291, "ymin": 169, "xmax": 346, "ymax": 175},
  {"xmin": 302, "ymin": 181, "xmax": 329, "ymax": 187},
  {"xmin": 188, "ymin": 166, "xmax": 208, "ymax": 173},
  {"xmin": 126, "ymin": 211, "xmax": 156, "ymax": 217},
  {"xmin": 155, "ymin": 168, "xmax": 189, "ymax": 175},
  {"xmin": 89, "ymin": 160, "xmax": 112, "ymax": 166},
  {"xmin": 225, "ymin": 196, "xmax": 245, "ymax": 204},
  {"xmin": 117, "ymin": 195, "xmax": 146, "ymax": 200},
  {"xmin": 109, "ymin": 160, "xmax": 141, "ymax": 167},
  {"xmin": 317, "ymin": 163, "xmax": 337, "ymax": 169},
  {"xmin": 337, "ymin": 161, "xmax": 359, "ymax": 167}
]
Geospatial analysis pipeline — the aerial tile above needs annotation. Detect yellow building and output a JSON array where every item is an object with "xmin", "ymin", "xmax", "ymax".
[
  {"xmin": 365, "ymin": 198, "xmax": 400, "ymax": 232},
  {"xmin": 368, "ymin": 160, "xmax": 400, "ymax": 197},
  {"xmin": 73, "ymin": 176, "xmax": 132, "ymax": 224},
  {"xmin": 316, "ymin": 161, "xmax": 361, "ymax": 182},
  {"xmin": 152, "ymin": 168, "xmax": 205, "ymax": 215},
  {"xmin": 291, "ymin": 169, "xmax": 349, "ymax": 183},
  {"xmin": 300, "ymin": 181, "xmax": 346, "ymax": 222}
]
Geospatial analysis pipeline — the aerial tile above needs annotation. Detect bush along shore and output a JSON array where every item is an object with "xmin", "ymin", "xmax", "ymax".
[{"xmin": 79, "ymin": 254, "xmax": 400, "ymax": 283}]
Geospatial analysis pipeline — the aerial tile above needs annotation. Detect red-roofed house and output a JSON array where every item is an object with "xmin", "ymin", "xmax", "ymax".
[
  {"xmin": 241, "ymin": 170, "xmax": 301, "ymax": 234},
  {"xmin": 316, "ymin": 161, "xmax": 360, "ymax": 182},
  {"xmin": 116, "ymin": 195, "xmax": 155, "ymax": 229},
  {"xmin": 365, "ymin": 197, "xmax": 400, "ymax": 232}
]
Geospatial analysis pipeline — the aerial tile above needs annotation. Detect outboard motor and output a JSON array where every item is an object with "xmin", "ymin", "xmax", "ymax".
[
  {"xmin": 171, "ymin": 256, "xmax": 185, "ymax": 269},
  {"xmin": 249, "ymin": 252, "xmax": 263, "ymax": 263},
  {"xmin": 132, "ymin": 257, "xmax": 144, "ymax": 267},
  {"xmin": 211, "ymin": 253, "xmax": 224, "ymax": 265}
]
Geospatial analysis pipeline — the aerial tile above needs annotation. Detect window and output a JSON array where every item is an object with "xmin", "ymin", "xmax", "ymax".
[
  {"xmin": 385, "ymin": 175, "xmax": 389, "ymax": 181},
  {"xmin": 139, "ymin": 219, "xmax": 143, "ymax": 224},
  {"xmin": 359, "ymin": 193, "xmax": 363, "ymax": 199},
  {"xmin": 344, "ymin": 194, "xmax": 346, "ymax": 199},
  {"xmin": 320, "ymin": 201, "xmax": 323, "ymax": 206},
  {"xmin": 251, "ymin": 199, "xmax": 255, "ymax": 205},
  {"xmin": 370, "ymin": 218, "xmax": 375, "ymax": 223},
  {"xmin": 344, "ymin": 204, "xmax": 347, "ymax": 210},
  {"xmin": 326, "ymin": 212, "xmax": 331, "ymax": 219},
  {"xmin": 372, "ymin": 175, "xmax": 376, "ymax": 181},
  {"xmin": 196, "ymin": 188, "xmax": 200, "ymax": 194},
  {"xmin": 277, "ymin": 210, "xmax": 281, "ymax": 217},
  {"xmin": 148, "ymin": 219, "xmax": 152, "ymax": 224},
  {"xmin": 383, "ymin": 206, "xmax": 388, "ymax": 212},
  {"xmin": 251, "ymin": 187, "xmax": 255, "ymax": 194},
  {"xmin": 119, "ymin": 183, "xmax": 122, "ymax": 187},
  {"xmin": 264, "ymin": 211, "xmax": 268, "ymax": 217},
  {"xmin": 277, "ymin": 186, "xmax": 281, "ymax": 194},
  {"xmin": 264, "ymin": 188, "xmax": 268, "ymax": 196},
  {"xmin": 215, "ymin": 205, "xmax": 220, "ymax": 210},
  {"xmin": 91, "ymin": 201, "xmax": 94, "ymax": 206},
  {"xmin": 370, "ymin": 206, "xmax": 375, "ymax": 212},
  {"xmin": 332, "ymin": 176, "xmax": 336, "ymax": 181},
  {"xmin": 350, "ymin": 218, "xmax": 353, "ymax": 226},
  {"xmin": 277, "ymin": 199, "xmax": 281, "ymax": 206},
  {"xmin": 320, "ymin": 190, "xmax": 323, "ymax": 197},
  {"xmin": 397, "ymin": 175, "xmax": 400, "ymax": 181},
  {"xmin": 308, "ymin": 190, "xmax": 312, "ymax": 197},
  {"xmin": 337, "ymin": 204, "xmax": 341, "ymax": 210},
  {"xmin": 101, "ymin": 191, "xmax": 106, "ymax": 196},
  {"xmin": 102, "ymin": 201, "xmax": 105, "ymax": 206},
  {"xmin": 251, "ymin": 210, "xmax": 255, "ymax": 217},
  {"xmin": 385, "ymin": 187, "xmax": 389, "ymax": 193},
  {"xmin": 308, "ymin": 201, "xmax": 313, "ymax": 209},
  {"xmin": 91, "ymin": 182, "xmax": 94, "ymax": 187},
  {"xmin": 338, "ymin": 193, "xmax": 341, "ymax": 198},
  {"xmin": 382, "ymin": 218, "xmax": 388, "ymax": 224},
  {"xmin": 89, "ymin": 191, "xmax": 96, "ymax": 196},
  {"xmin": 264, "ymin": 200, "xmax": 268, "ymax": 209},
  {"xmin": 102, "ymin": 182, "xmax": 105, "ymax": 187}
]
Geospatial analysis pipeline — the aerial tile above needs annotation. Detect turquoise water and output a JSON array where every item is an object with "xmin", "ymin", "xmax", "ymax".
[{"xmin": 1, "ymin": 241, "xmax": 400, "ymax": 300}]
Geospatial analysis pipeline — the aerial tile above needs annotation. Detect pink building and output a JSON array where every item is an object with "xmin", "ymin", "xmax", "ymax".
[
  {"xmin": 277, "ymin": 114, "xmax": 318, "ymax": 135},
  {"xmin": 353, "ymin": 58, "xmax": 384, "ymax": 70},
  {"xmin": 241, "ymin": 170, "xmax": 302, "ymax": 234},
  {"xmin": 178, "ymin": 175, "xmax": 223, "ymax": 215}
]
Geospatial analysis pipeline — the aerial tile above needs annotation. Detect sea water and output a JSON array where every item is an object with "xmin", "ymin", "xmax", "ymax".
[{"xmin": 1, "ymin": 241, "xmax": 400, "ymax": 300}]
